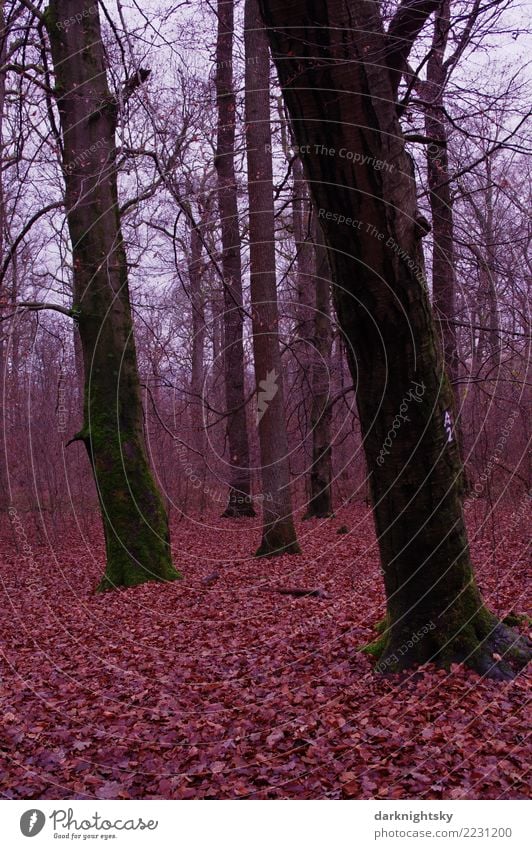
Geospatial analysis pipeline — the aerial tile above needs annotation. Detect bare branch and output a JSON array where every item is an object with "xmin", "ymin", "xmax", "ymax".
[
  {"xmin": 386, "ymin": 0, "xmax": 440, "ymax": 97},
  {"xmin": 16, "ymin": 0, "xmax": 45, "ymax": 24},
  {"xmin": 0, "ymin": 201, "xmax": 63, "ymax": 287},
  {"xmin": 16, "ymin": 301, "xmax": 74, "ymax": 318}
]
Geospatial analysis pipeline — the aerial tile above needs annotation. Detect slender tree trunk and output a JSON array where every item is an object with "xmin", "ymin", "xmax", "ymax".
[
  {"xmin": 304, "ymin": 220, "xmax": 333, "ymax": 518},
  {"xmin": 188, "ymin": 224, "xmax": 205, "ymax": 444},
  {"xmin": 292, "ymin": 156, "xmax": 314, "ymax": 487},
  {"xmin": 188, "ymin": 221, "xmax": 207, "ymax": 494},
  {"xmin": 0, "ymin": 0, "xmax": 9, "ymax": 509},
  {"xmin": 259, "ymin": 0, "xmax": 529, "ymax": 676},
  {"xmin": 215, "ymin": 0, "xmax": 255, "ymax": 517},
  {"xmin": 292, "ymin": 157, "xmax": 315, "ymax": 345},
  {"xmin": 424, "ymin": 0, "xmax": 458, "ymax": 387},
  {"xmin": 422, "ymin": 0, "xmax": 469, "ymax": 481},
  {"xmin": 45, "ymin": 0, "xmax": 180, "ymax": 589},
  {"xmin": 245, "ymin": 0, "xmax": 300, "ymax": 555},
  {"xmin": 482, "ymin": 171, "xmax": 500, "ymax": 360}
]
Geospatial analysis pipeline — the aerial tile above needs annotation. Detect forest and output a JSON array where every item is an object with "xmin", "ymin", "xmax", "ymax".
[{"xmin": 0, "ymin": 0, "xmax": 530, "ymax": 804}]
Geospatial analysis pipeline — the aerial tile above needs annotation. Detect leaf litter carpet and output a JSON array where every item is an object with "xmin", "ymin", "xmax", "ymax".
[{"xmin": 0, "ymin": 504, "xmax": 529, "ymax": 799}]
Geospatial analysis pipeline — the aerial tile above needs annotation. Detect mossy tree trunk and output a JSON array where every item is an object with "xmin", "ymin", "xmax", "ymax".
[
  {"xmin": 259, "ymin": 0, "xmax": 530, "ymax": 676},
  {"xmin": 245, "ymin": 0, "xmax": 300, "ymax": 556},
  {"xmin": 215, "ymin": 0, "xmax": 255, "ymax": 517},
  {"xmin": 45, "ymin": 0, "xmax": 180, "ymax": 589}
]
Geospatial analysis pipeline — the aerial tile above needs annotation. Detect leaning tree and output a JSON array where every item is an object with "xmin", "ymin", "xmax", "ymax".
[
  {"xmin": 258, "ymin": 0, "xmax": 530, "ymax": 676},
  {"xmin": 37, "ymin": 0, "xmax": 181, "ymax": 589}
]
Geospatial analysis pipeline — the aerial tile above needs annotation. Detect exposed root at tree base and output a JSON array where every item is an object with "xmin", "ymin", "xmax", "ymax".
[
  {"xmin": 221, "ymin": 506, "xmax": 256, "ymax": 518},
  {"xmin": 363, "ymin": 617, "xmax": 531, "ymax": 681},
  {"xmin": 96, "ymin": 566, "xmax": 182, "ymax": 592},
  {"xmin": 255, "ymin": 542, "xmax": 302, "ymax": 557}
]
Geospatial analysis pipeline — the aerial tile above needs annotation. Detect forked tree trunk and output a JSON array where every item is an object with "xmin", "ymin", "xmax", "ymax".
[
  {"xmin": 304, "ymin": 221, "xmax": 333, "ymax": 518},
  {"xmin": 45, "ymin": 0, "xmax": 180, "ymax": 589},
  {"xmin": 245, "ymin": 0, "xmax": 300, "ymax": 556},
  {"xmin": 215, "ymin": 0, "xmax": 255, "ymax": 517},
  {"xmin": 259, "ymin": 0, "xmax": 529, "ymax": 676}
]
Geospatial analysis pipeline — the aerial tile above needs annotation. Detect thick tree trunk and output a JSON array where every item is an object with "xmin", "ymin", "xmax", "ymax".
[
  {"xmin": 304, "ymin": 221, "xmax": 333, "ymax": 518},
  {"xmin": 259, "ymin": 0, "xmax": 529, "ymax": 676},
  {"xmin": 215, "ymin": 0, "xmax": 255, "ymax": 517},
  {"xmin": 245, "ymin": 0, "xmax": 300, "ymax": 555},
  {"xmin": 45, "ymin": 0, "xmax": 180, "ymax": 589}
]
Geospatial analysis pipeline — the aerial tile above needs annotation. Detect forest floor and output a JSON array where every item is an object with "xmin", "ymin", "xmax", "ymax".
[{"xmin": 0, "ymin": 502, "xmax": 530, "ymax": 800}]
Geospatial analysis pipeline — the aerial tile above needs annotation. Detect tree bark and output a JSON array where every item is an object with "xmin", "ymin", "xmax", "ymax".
[
  {"xmin": 0, "ymin": 0, "xmax": 10, "ymax": 510},
  {"xmin": 245, "ymin": 0, "xmax": 300, "ymax": 555},
  {"xmin": 45, "ymin": 0, "xmax": 180, "ymax": 589},
  {"xmin": 420, "ymin": 0, "xmax": 469, "ymax": 482},
  {"xmin": 259, "ymin": 0, "xmax": 529, "ymax": 676},
  {"xmin": 292, "ymin": 156, "xmax": 315, "ymax": 489},
  {"xmin": 424, "ymin": 1, "xmax": 458, "ymax": 386},
  {"xmin": 215, "ymin": 0, "xmax": 255, "ymax": 517},
  {"xmin": 188, "ymin": 220, "xmax": 207, "ymax": 484},
  {"xmin": 304, "ymin": 219, "xmax": 333, "ymax": 518}
]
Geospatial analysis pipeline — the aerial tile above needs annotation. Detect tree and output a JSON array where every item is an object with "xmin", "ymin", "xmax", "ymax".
[
  {"xmin": 259, "ymin": 0, "xmax": 530, "ymax": 676},
  {"xmin": 43, "ymin": 0, "xmax": 180, "ymax": 589},
  {"xmin": 215, "ymin": 0, "xmax": 255, "ymax": 517},
  {"xmin": 187, "ymin": 213, "xmax": 207, "ymax": 482},
  {"xmin": 403, "ymin": 0, "xmax": 505, "ymax": 471},
  {"xmin": 304, "ymin": 218, "xmax": 334, "ymax": 519},
  {"xmin": 419, "ymin": 0, "xmax": 459, "ymax": 385},
  {"xmin": 245, "ymin": 0, "xmax": 300, "ymax": 555},
  {"xmin": 0, "ymin": 0, "xmax": 10, "ymax": 509}
]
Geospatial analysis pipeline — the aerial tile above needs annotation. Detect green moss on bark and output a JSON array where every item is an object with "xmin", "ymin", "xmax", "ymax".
[{"xmin": 370, "ymin": 590, "xmax": 530, "ymax": 680}]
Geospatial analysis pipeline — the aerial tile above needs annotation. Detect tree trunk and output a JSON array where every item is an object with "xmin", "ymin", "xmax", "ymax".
[
  {"xmin": 259, "ymin": 0, "xmax": 529, "ymax": 676},
  {"xmin": 45, "ymin": 0, "xmax": 180, "ymax": 589},
  {"xmin": 187, "ymin": 221, "xmax": 207, "ymax": 506},
  {"xmin": 292, "ymin": 156, "xmax": 315, "ymax": 490},
  {"xmin": 215, "ymin": 0, "xmax": 255, "ymax": 517},
  {"xmin": 424, "ymin": 0, "xmax": 458, "ymax": 387},
  {"xmin": 245, "ymin": 0, "xmax": 300, "ymax": 556},
  {"xmin": 422, "ymin": 0, "xmax": 468, "ymax": 481},
  {"xmin": 292, "ymin": 157, "xmax": 315, "ymax": 345},
  {"xmin": 0, "ymin": 0, "xmax": 9, "ymax": 510},
  {"xmin": 304, "ymin": 220, "xmax": 333, "ymax": 518}
]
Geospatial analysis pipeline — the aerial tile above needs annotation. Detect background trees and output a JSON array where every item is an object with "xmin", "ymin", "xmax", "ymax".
[
  {"xmin": 244, "ymin": 0, "xmax": 299, "ymax": 555},
  {"xmin": 215, "ymin": 0, "xmax": 254, "ymax": 518},
  {"xmin": 0, "ymin": 0, "xmax": 528, "ymax": 660}
]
